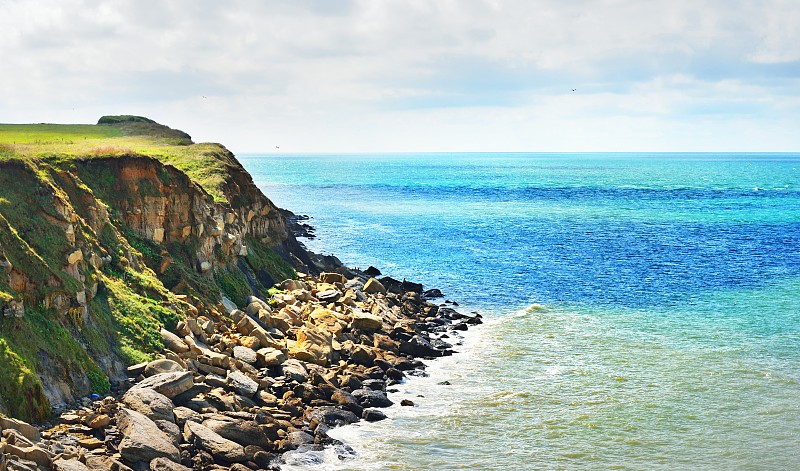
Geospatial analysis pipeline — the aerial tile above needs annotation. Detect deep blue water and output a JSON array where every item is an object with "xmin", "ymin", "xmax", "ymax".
[{"xmin": 239, "ymin": 153, "xmax": 800, "ymax": 470}]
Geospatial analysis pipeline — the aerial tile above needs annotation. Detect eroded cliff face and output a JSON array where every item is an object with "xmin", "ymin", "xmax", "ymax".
[{"xmin": 0, "ymin": 147, "xmax": 311, "ymax": 421}]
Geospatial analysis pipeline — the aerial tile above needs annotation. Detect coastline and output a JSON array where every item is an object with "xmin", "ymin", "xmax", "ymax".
[{"xmin": 1, "ymin": 266, "xmax": 481, "ymax": 471}]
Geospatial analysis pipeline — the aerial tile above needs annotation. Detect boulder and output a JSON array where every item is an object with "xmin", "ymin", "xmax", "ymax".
[
  {"xmin": 144, "ymin": 359, "xmax": 184, "ymax": 377},
  {"xmin": 160, "ymin": 329, "xmax": 189, "ymax": 353},
  {"xmin": 280, "ymin": 279, "xmax": 307, "ymax": 291},
  {"xmin": 399, "ymin": 335, "xmax": 445, "ymax": 358},
  {"xmin": 184, "ymin": 421, "xmax": 246, "ymax": 463},
  {"xmin": 4, "ymin": 443, "xmax": 53, "ymax": 468},
  {"xmin": 232, "ymin": 346, "xmax": 258, "ymax": 364},
  {"xmin": 319, "ymin": 272, "xmax": 345, "ymax": 284},
  {"xmin": 150, "ymin": 457, "xmax": 192, "ymax": 471},
  {"xmin": 315, "ymin": 289, "xmax": 341, "ymax": 303},
  {"xmin": 122, "ymin": 387, "xmax": 175, "ymax": 422},
  {"xmin": 117, "ymin": 408, "xmax": 181, "ymax": 464},
  {"xmin": 362, "ymin": 409, "xmax": 388, "ymax": 422},
  {"xmin": 0, "ymin": 417, "xmax": 40, "ymax": 442},
  {"xmin": 305, "ymin": 406, "xmax": 360, "ymax": 428},
  {"xmin": 289, "ymin": 324, "xmax": 333, "ymax": 365},
  {"xmin": 362, "ymin": 277, "xmax": 386, "ymax": 294},
  {"xmin": 281, "ymin": 359, "xmax": 309, "ymax": 383},
  {"xmin": 351, "ymin": 388, "xmax": 393, "ymax": 408},
  {"xmin": 202, "ymin": 417, "xmax": 270, "ymax": 448},
  {"xmin": 352, "ymin": 310, "xmax": 384, "ymax": 331},
  {"xmin": 53, "ymin": 459, "xmax": 90, "ymax": 471},
  {"xmin": 227, "ymin": 371, "xmax": 259, "ymax": 397},
  {"xmin": 133, "ymin": 371, "xmax": 194, "ymax": 398},
  {"xmin": 330, "ymin": 389, "xmax": 363, "ymax": 416},
  {"xmin": 173, "ymin": 406, "xmax": 203, "ymax": 427},
  {"xmin": 256, "ymin": 347, "xmax": 286, "ymax": 367},
  {"xmin": 284, "ymin": 431, "xmax": 314, "ymax": 450}
]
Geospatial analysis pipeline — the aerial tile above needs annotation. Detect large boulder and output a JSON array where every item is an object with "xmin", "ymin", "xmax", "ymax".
[
  {"xmin": 352, "ymin": 310, "xmax": 383, "ymax": 331},
  {"xmin": 117, "ymin": 408, "xmax": 181, "ymax": 465},
  {"xmin": 160, "ymin": 329, "xmax": 189, "ymax": 353},
  {"xmin": 202, "ymin": 417, "xmax": 270, "ymax": 448},
  {"xmin": 289, "ymin": 324, "xmax": 333, "ymax": 365},
  {"xmin": 399, "ymin": 335, "xmax": 445, "ymax": 358},
  {"xmin": 144, "ymin": 359, "xmax": 184, "ymax": 377},
  {"xmin": 150, "ymin": 457, "xmax": 192, "ymax": 471},
  {"xmin": 227, "ymin": 371, "xmax": 259, "ymax": 397},
  {"xmin": 184, "ymin": 421, "xmax": 246, "ymax": 464},
  {"xmin": 362, "ymin": 277, "xmax": 386, "ymax": 294},
  {"xmin": 122, "ymin": 387, "xmax": 175, "ymax": 423},
  {"xmin": 0, "ymin": 417, "xmax": 40, "ymax": 442},
  {"xmin": 351, "ymin": 388, "xmax": 393, "ymax": 408},
  {"xmin": 133, "ymin": 371, "xmax": 194, "ymax": 398}
]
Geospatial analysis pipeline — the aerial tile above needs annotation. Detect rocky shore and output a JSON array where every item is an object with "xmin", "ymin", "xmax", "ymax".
[{"xmin": 0, "ymin": 270, "xmax": 481, "ymax": 471}]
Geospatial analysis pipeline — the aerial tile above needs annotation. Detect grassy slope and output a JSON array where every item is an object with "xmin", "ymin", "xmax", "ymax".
[
  {"xmin": 0, "ymin": 119, "xmax": 229, "ymax": 203},
  {"xmin": 0, "ymin": 117, "xmax": 295, "ymax": 421}
]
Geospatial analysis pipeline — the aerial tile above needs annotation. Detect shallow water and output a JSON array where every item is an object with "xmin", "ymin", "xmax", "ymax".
[{"xmin": 241, "ymin": 153, "xmax": 800, "ymax": 470}]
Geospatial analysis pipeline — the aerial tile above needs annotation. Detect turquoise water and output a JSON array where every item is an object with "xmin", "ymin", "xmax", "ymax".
[{"xmin": 240, "ymin": 153, "xmax": 800, "ymax": 470}]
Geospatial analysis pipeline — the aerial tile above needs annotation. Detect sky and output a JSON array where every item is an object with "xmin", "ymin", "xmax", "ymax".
[{"xmin": 1, "ymin": 0, "xmax": 798, "ymax": 153}]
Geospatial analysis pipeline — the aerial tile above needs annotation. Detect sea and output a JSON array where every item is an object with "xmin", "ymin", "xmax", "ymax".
[{"xmin": 238, "ymin": 152, "xmax": 800, "ymax": 470}]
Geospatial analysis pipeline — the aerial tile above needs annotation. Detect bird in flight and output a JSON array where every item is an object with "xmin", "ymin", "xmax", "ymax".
[
  {"xmin": 571, "ymin": 89, "xmax": 577, "ymax": 92},
  {"xmin": 202, "ymin": 96, "xmax": 207, "ymax": 99}
]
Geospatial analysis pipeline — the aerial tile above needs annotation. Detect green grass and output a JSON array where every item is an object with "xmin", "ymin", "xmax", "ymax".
[{"xmin": 0, "ymin": 119, "xmax": 230, "ymax": 202}]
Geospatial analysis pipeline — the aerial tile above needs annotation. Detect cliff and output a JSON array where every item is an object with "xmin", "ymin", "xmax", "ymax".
[{"xmin": 0, "ymin": 117, "xmax": 321, "ymax": 421}]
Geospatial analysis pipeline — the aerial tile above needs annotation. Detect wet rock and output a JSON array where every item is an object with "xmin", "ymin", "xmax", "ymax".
[
  {"xmin": 330, "ymin": 389, "xmax": 363, "ymax": 416},
  {"xmin": 401, "ymin": 399, "xmax": 415, "ymax": 406},
  {"xmin": 362, "ymin": 409, "xmax": 388, "ymax": 422},
  {"xmin": 117, "ymin": 407, "xmax": 181, "ymax": 464},
  {"xmin": 284, "ymin": 431, "xmax": 314, "ymax": 450},
  {"xmin": 122, "ymin": 387, "xmax": 175, "ymax": 423},
  {"xmin": 305, "ymin": 406, "xmax": 360, "ymax": 428},
  {"xmin": 364, "ymin": 266, "xmax": 381, "ymax": 277},
  {"xmin": 399, "ymin": 335, "xmax": 445, "ymax": 358},
  {"xmin": 362, "ymin": 379, "xmax": 386, "ymax": 391},
  {"xmin": 133, "ymin": 371, "xmax": 194, "ymax": 398},
  {"xmin": 351, "ymin": 388, "xmax": 393, "ymax": 408},
  {"xmin": 184, "ymin": 421, "xmax": 247, "ymax": 463},
  {"xmin": 422, "ymin": 288, "xmax": 444, "ymax": 299}
]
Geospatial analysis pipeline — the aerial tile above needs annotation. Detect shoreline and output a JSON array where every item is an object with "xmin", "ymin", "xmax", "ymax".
[{"xmin": 2, "ymin": 268, "xmax": 481, "ymax": 471}]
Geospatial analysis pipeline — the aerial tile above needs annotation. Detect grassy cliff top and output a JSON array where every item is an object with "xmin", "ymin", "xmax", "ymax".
[{"xmin": 0, "ymin": 116, "xmax": 231, "ymax": 203}]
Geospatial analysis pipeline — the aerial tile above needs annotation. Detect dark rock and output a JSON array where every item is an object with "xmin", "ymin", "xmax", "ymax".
[
  {"xmin": 316, "ymin": 289, "xmax": 341, "ymax": 303},
  {"xmin": 362, "ymin": 379, "xmax": 386, "ymax": 391},
  {"xmin": 386, "ymin": 368, "xmax": 404, "ymax": 381},
  {"xmin": 284, "ymin": 431, "xmax": 314, "ymax": 450},
  {"xmin": 422, "ymin": 288, "xmax": 444, "ymax": 299},
  {"xmin": 401, "ymin": 399, "xmax": 415, "ymax": 407},
  {"xmin": 362, "ymin": 409, "xmax": 388, "ymax": 422},
  {"xmin": 399, "ymin": 335, "xmax": 445, "ymax": 358},
  {"xmin": 351, "ymin": 388, "xmax": 393, "ymax": 408},
  {"xmin": 330, "ymin": 389, "xmax": 363, "ymax": 416},
  {"xmin": 305, "ymin": 406, "xmax": 360, "ymax": 428},
  {"xmin": 364, "ymin": 266, "xmax": 381, "ymax": 277},
  {"xmin": 438, "ymin": 380, "xmax": 451, "ymax": 385}
]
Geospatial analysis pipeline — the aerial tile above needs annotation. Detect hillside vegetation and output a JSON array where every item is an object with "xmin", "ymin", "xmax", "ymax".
[{"xmin": 0, "ymin": 116, "xmax": 303, "ymax": 421}]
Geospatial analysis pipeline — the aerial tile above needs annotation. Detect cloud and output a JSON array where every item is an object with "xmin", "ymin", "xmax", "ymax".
[{"xmin": 0, "ymin": 0, "xmax": 798, "ymax": 151}]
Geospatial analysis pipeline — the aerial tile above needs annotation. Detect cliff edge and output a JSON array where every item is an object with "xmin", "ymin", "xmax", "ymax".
[{"xmin": 0, "ymin": 116, "xmax": 322, "ymax": 421}]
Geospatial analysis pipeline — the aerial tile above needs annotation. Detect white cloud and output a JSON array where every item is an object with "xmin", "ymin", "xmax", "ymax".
[{"xmin": 0, "ymin": 0, "xmax": 798, "ymax": 151}]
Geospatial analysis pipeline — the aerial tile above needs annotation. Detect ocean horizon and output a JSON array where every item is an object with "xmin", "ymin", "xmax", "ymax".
[{"xmin": 240, "ymin": 152, "xmax": 800, "ymax": 470}]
